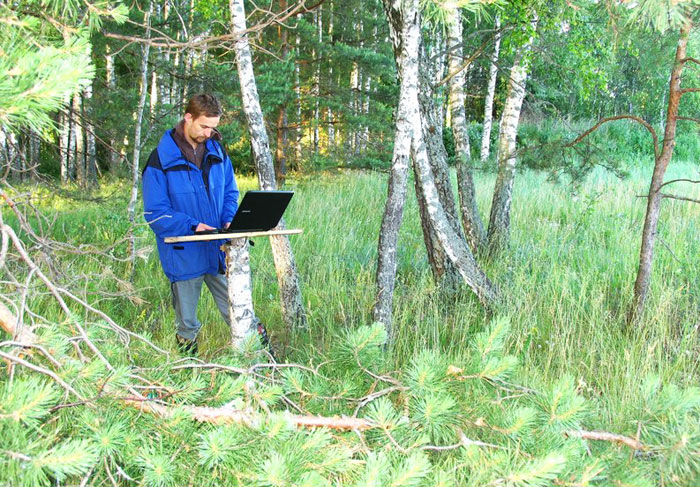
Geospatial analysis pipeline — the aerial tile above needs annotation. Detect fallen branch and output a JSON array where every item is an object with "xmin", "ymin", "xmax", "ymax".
[{"xmin": 565, "ymin": 429, "xmax": 645, "ymax": 451}]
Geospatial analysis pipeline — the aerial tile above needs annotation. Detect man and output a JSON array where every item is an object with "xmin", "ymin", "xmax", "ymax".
[{"xmin": 142, "ymin": 94, "xmax": 239, "ymax": 355}]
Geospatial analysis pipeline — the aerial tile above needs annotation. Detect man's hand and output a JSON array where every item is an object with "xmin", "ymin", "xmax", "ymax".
[
  {"xmin": 223, "ymin": 222, "xmax": 231, "ymax": 230},
  {"xmin": 195, "ymin": 222, "xmax": 216, "ymax": 233}
]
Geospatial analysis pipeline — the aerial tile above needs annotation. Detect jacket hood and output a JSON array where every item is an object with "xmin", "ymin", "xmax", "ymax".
[{"xmin": 156, "ymin": 130, "xmax": 224, "ymax": 170}]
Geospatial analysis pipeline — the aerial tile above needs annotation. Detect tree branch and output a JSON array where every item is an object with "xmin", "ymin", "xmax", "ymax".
[
  {"xmin": 681, "ymin": 57, "xmax": 700, "ymax": 67},
  {"xmin": 659, "ymin": 178, "xmax": 700, "ymax": 190},
  {"xmin": 565, "ymin": 115, "xmax": 659, "ymax": 159},
  {"xmin": 661, "ymin": 193, "xmax": 700, "ymax": 204},
  {"xmin": 680, "ymin": 87, "xmax": 700, "ymax": 96},
  {"xmin": 0, "ymin": 350, "xmax": 84, "ymax": 400},
  {"xmin": 565, "ymin": 429, "xmax": 645, "ymax": 451},
  {"xmin": 677, "ymin": 116, "xmax": 700, "ymax": 124}
]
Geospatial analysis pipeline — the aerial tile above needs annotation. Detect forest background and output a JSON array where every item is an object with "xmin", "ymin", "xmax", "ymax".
[{"xmin": 2, "ymin": 0, "xmax": 700, "ymax": 486}]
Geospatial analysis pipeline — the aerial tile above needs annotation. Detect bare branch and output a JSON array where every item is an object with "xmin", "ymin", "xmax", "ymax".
[
  {"xmin": 659, "ymin": 178, "xmax": 700, "ymax": 190},
  {"xmin": 677, "ymin": 116, "xmax": 700, "ymax": 124},
  {"xmin": 565, "ymin": 429, "xmax": 645, "ymax": 451},
  {"xmin": 0, "ymin": 350, "xmax": 84, "ymax": 400},
  {"xmin": 680, "ymin": 87, "xmax": 700, "ymax": 96},
  {"xmin": 661, "ymin": 192, "xmax": 700, "ymax": 204},
  {"xmin": 681, "ymin": 57, "xmax": 700, "ymax": 67},
  {"xmin": 434, "ymin": 40, "xmax": 490, "ymax": 88},
  {"xmin": 565, "ymin": 115, "xmax": 659, "ymax": 159}
]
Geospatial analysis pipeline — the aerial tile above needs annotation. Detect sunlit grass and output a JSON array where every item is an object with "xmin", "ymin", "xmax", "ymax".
[{"xmin": 3, "ymin": 160, "xmax": 700, "ymax": 430}]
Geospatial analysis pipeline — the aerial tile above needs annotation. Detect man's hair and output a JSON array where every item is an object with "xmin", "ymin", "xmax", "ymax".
[{"xmin": 185, "ymin": 94, "xmax": 222, "ymax": 119}]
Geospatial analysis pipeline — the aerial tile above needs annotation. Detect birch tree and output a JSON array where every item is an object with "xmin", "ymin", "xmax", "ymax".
[
  {"xmin": 375, "ymin": 0, "xmax": 498, "ymax": 336},
  {"xmin": 127, "ymin": 2, "xmax": 152, "ymax": 278},
  {"xmin": 447, "ymin": 6, "xmax": 486, "ymax": 253},
  {"xmin": 480, "ymin": 15, "xmax": 501, "ymax": 162},
  {"xmin": 487, "ymin": 13, "xmax": 538, "ymax": 255},
  {"xmin": 230, "ymin": 0, "xmax": 307, "ymax": 329}
]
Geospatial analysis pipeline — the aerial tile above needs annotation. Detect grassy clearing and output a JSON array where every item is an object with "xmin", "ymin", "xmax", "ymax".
[{"xmin": 3, "ymin": 161, "xmax": 700, "ymax": 431}]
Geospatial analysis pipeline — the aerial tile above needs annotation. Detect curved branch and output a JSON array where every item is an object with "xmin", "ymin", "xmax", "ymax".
[
  {"xmin": 565, "ymin": 115, "xmax": 659, "ymax": 159},
  {"xmin": 680, "ymin": 87, "xmax": 700, "ymax": 96},
  {"xmin": 681, "ymin": 57, "xmax": 700, "ymax": 67},
  {"xmin": 677, "ymin": 116, "xmax": 700, "ymax": 125}
]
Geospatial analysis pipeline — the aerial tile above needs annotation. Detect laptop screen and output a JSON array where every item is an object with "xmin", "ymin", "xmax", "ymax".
[{"xmin": 224, "ymin": 190, "xmax": 294, "ymax": 233}]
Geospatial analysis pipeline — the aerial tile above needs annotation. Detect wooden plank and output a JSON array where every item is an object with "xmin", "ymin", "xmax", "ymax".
[{"xmin": 164, "ymin": 228, "xmax": 303, "ymax": 243}]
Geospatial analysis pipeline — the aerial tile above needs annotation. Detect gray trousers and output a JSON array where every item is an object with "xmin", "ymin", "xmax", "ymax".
[{"xmin": 171, "ymin": 273, "xmax": 231, "ymax": 340}]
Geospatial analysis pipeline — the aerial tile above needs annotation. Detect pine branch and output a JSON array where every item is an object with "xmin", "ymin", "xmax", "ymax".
[
  {"xmin": 565, "ymin": 115, "xmax": 659, "ymax": 159},
  {"xmin": 0, "ymin": 350, "xmax": 84, "ymax": 400}
]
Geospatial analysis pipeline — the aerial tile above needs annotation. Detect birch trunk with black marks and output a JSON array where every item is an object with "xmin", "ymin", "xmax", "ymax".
[
  {"xmin": 480, "ymin": 15, "xmax": 501, "ymax": 162},
  {"xmin": 379, "ymin": 0, "xmax": 498, "ymax": 323},
  {"xmin": 373, "ymin": 0, "xmax": 421, "ymax": 336},
  {"xmin": 414, "ymin": 43, "xmax": 461, "ymax": 288},
  {"xmin": 487, "ymin": 16, "xmax": 537, "ymax": 255},
  {"xmin": 312, "ymin": 6, "xmax": 322, "ymax": 154},
  {"xmin": 105, "ymin": 47, "xmax": 120, "ymax": 173},
  {"xmin": 225, "ymin": 238, "xmax": 256, "ymax": 346},
  {"xmin": 84, "ymin": 83, "xmax": 97, "ymax": 187},
  {"xmin": 447, "ymin": 8, "xmax": 486, "ymax": 254},
  {"xmin": 231, "ymin": 0, "xmax": 307, "ymax": 329},
  {"xmin": 128, "ymin": 2, "xmax": 152, "ymax": 278},
  {"xmin": 294, "ymin": 12, "xmax": 303, "ymax": 165},
  {"xmin": 629, "ymin": 19, "xmax": 692, "ymax": 325}
]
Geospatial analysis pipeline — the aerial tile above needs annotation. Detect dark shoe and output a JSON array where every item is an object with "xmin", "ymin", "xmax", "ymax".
[{"xmin": 176, "ymin": 334, "xmax": 198, "ymax": 356}]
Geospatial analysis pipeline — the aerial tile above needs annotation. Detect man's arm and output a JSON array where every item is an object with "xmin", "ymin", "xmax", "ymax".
[
  {"xmin": 142, "ymin": 164, "xmax": 200, "ymax": 237},
  {"xmin": 220, "ymin": 146, "xmax": 239, "ymax": 227}
]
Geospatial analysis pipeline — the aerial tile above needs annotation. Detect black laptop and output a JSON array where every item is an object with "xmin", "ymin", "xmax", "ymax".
[{"xmin": 221, "ymin": 190, "xmax": 294, "ymax": 233}]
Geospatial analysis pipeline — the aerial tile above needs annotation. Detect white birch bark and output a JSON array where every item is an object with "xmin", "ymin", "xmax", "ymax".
[
  {"xmin": 128, "ymin": 2, "xmax": 152, "ymax": 277},
  {"xmin": 374, "ymin": 0, "xmax": 421, "ymax": 336},
  {"xmin": 105, "ymin": 47, "xmax": 120, "ymax": 173},
  {"xmin": 230, "ymin": 0, "xmax": 307, "ymax": 330},
  {"xmin": 226, "ymin": 238, "xmax": 256, "ymax": 346},
  {"xmin": 480, "ymin": 15, "xmax": 501, "ymax": 162},
  {"xmin": 447, "ymin": 7, "xmax": 485, "ymax": 253},
  {"xmin": 312, "ymin": 7, "xmax": 322, "ymax": 154},
  {"xmin": 487, "ymin": 15, "xmax": 538, "ymax": 254},
  {"xmin": 295, "ymin": 13, "xmax": 303, "ymax": 163},
  {"xmin": 84, "ymin": 83, "xmax": 97, "ymax": 186},
  {"xmin": 327, "ymin": 1, "xmax": 335, "ymax": 147}
]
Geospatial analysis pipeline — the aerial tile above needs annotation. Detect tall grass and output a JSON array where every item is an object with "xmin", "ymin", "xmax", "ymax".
[{"xmin": 3, "ymin": 160, "xmax": 700, "ymax": 429}]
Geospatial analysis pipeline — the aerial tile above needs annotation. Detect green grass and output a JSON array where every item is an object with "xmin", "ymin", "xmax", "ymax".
[{"xmin": 3, "ymin": 160, "xmax": 700, "ymax": 432}]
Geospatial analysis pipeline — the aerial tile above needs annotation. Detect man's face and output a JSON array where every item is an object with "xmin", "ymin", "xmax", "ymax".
[{"xmin": 184, "ymin": 113, "xmax": 220, "ymax": 144}]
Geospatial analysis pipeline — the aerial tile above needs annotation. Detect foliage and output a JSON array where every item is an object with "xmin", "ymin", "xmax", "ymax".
[{"xmin": 0, "ymin": 1, "xmax": 127, "ymax": 135}]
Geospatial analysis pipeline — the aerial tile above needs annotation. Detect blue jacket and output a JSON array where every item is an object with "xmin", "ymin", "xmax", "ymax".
[{"xmin": 142, "ymin": 130, "xmax": 239, "ymax": 282}]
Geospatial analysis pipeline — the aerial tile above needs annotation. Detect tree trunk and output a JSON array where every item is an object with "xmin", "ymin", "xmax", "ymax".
[
  {"xmin": 230, "ymin": 0, "xmax": 307, "ymax": 329},
  {"xmin": 105, "ymin": 47, "xmax": 120, "ymax": 174},
  {"xmin": 84, "ymin": 83, "xmax": 97, "ymax": 187},
  {"xmin": 480, "ymin": 15, "xmax": 501, "ymax": 162},
  {"xmin": 327, "ymin": 1, "xmax": 335, "ymax": 148},
  {"xmin": 312, "ymin": 6, "xmax": 322, "ymax": 155},
  {"xmin": 226, "ymin": 238, "xmax": 256, "ymax": 346},
  {"xmin": 487, "ymin": 15, "xmax": 537, "ymax": 255},
  {"xmin": 629, "ymin": 19, "xmax": 692, "ymax": 324},
  {"xmin": 294, "ymin": 12, "xmax": 303, "ymax": 166},
  {"xmin": 71, "ymin": 91, "xmax": 85, "ymax": 186},
  {"xmin": 59, "ymin": 93, "xmax": 71, "ymax": 183},
  {"xmin": 374, "ymin": 0, "xmax": 421, "ymax": 335},
  {"xmin": 275, "ymin": 0, "xmax": 289, "ymax": 186},
  {"xmin": 128, "ymin": 2, "xmax": 152, "ymax": 278},
  {"xmin": 447, "ymin": 7, "xmax": 486, "ymax": 254},
  {"xmin": 378, "ymin": 0, "xmax": 498, "ymax": 327},
  {"xmin": 414, "ymin": 43, "xmax": 462, "ymax": 288}
]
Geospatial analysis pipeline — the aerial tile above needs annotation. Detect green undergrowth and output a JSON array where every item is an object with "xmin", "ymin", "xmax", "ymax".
[{"xmin": 2, "ymin": 161, "xmax": 700, "ymax": 485}]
